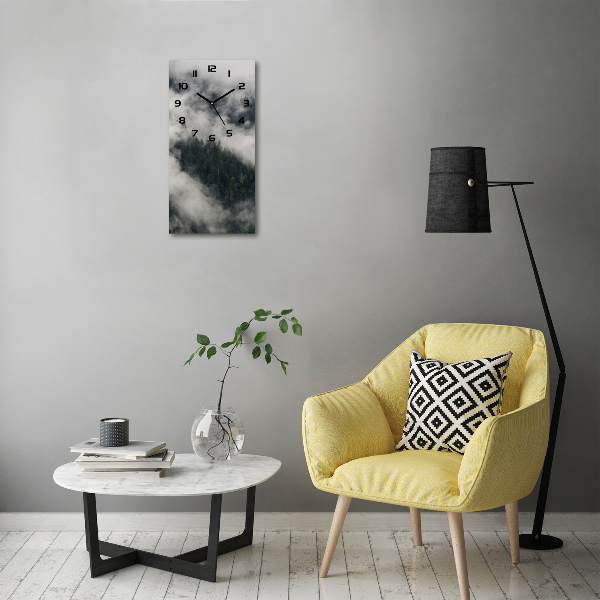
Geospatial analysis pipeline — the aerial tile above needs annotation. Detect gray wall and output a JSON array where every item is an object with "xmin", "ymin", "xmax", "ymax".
[{"xmin": 0, "ymin": 0, "xmax": 598, "ymax": 514}]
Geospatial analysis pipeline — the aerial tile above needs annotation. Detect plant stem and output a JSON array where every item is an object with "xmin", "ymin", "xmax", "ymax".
[{"xmin": 217, "ymin": 350, "xmax": 234, "ymax": 413}]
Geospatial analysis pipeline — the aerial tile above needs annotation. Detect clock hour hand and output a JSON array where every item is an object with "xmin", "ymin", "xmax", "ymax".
[
  {"xmin": 196, "ymin": 93, "xmax": 213, "ymax": 104},
  {"xmin": 212, "ymin": 88, "xmax": 236, "ymax": 104},
  {"xmin": 212, "ymin": 104, "xmax": 226, "ymax": 126}
]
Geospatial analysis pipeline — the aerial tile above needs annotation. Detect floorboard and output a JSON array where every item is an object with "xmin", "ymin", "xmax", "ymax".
[
  {"xmin": 461, "ymin": 532, "xmax": 505, "ymax": 600},
  {"xmin": 0, "ymin": 533, "xmax": 32, "ymax": 572},
  {"xmin": 497, "ymin": 531, "xmax": 567, "ymax": 599},
  {"xmin": 225, "ymin": 530, "xmax": 264, "ymax": 600},
  {"xmin": 394, "ymin": 530, "xmax": 444, "ymax": 600},
  {"xmin": 39, "ymin": 532, "xmax": 106, "ymax": 600},
  {"xmin": 0, "ymin": 531, "xmax": 58, "ymax": 600},
  {"xmin": 368, "ymin": 530, "xmax": 412, "ymax": 600},
  {"xmin": 257, "ymin": 530, "xmax": 291, "ymax": 600},
  {"xmin": 573, "ymin": 531, "xmax": 600, "ymax": 563},
  {"xmin": 470, "ymin": 530, "xmax": 536, "ymax": 600},
  {"xmin": 1, "ymin": 525, "xmax": 599, "ymax": 599},
  {"xmin": 317, "ymin": 529, "xmax": 350, "ymax": 600},
  {"xmin": 9, "ymin": 532, "xmax": 82, "ymax": 600},
  {"xmin": 289, "ymin": 531, "xmax": 318, "ymax": 600},
  {"xmin": 554, "ymin": 530, "xmax": 600, "ymax": 596},
  {"xmin": 344, "ymin": 531, "xmax": 382, "ymax": 600}
]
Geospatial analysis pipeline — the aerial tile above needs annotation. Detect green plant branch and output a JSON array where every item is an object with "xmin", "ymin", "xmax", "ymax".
[{"xmin": 184, "ymin": 308, "xmax": 303, "ymax": 410}]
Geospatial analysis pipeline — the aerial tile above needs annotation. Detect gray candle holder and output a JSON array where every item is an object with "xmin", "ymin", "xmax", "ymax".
[{"xmin": 99, "ymin": 418, "xmax": 129, "ymax": 447}]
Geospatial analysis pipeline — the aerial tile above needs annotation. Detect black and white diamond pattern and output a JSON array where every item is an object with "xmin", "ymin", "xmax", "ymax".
[{"xmin": 395, "ymin": 350, "xmax": 512, "ymax": 454}]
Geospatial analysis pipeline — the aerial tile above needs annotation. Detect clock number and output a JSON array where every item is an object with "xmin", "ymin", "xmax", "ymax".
[
  {"xmin": 208, "ymin": 65, "xmax": 216, "ymax": 72},
  {"xmin": 192, "ymin": 130, "xmax": 198, "ymax": 137},
  {"xmin": 178, "ymin": 117, "xmax": 185, "ymax": 125},
  {"xmin": 243, "ymin": 99, "xmax": 250, "ymax": 107},
  {"xmin": 178, "ymin": 83, "xmax": 188, "ymax": 90},
  {"xmin": 238, "ymin": 83, "xmax": 245, "ymax": 90},
  {"xmin": 228, "ymin": 70, "xmax": 231, "ymax": 77},
  {"xmin": 174, "ymin": 100, "xmax": 181, "ymax": 107},
  {"xmin": 192, "ymin": 69, "xmax": 197, "ymax": 77},
  {"xmin": 238, "ymin": 116, "xmax": 245, "ymax": 124},
  {"xmin": 209, "ymin": 134, "xmax": 216, "ymax": 142},
  {"xmin": 226, "ymin": 130, "xmax": 232, "ymax": 137}
]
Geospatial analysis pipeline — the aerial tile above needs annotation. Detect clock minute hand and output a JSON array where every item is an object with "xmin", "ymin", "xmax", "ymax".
[
  {"xmin": 212, "ymin": 104, "xmax": 226, "ymax": 126},
  {"xmin": 212, "ymin": 88, "xmax": 236, "ymax": 104}
]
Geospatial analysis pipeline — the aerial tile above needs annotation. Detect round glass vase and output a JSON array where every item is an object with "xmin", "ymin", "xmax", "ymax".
[{"xmin": 191, "ymin": 406, "xmax": 244, "ymax": 461}]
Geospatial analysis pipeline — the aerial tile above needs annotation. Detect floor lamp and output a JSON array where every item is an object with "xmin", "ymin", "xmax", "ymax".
[{"xmin": 425, "ymin": 146, "xmax": 566, "ymax": 550}]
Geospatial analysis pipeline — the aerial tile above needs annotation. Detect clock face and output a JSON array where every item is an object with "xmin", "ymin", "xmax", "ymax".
[{"xmin": 169, "ymin": 60, "xmax": 255, "ymax": 234}]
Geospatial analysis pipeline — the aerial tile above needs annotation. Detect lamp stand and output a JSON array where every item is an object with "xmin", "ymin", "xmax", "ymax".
[{"xmin": 488, "ymin": 182, "xmax": 566, "ymax": 550}]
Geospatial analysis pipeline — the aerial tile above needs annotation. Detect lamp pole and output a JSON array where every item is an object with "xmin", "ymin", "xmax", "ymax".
[{"xmin": 488, "ymin": 181, "xmax": 566, "ymax": 550}]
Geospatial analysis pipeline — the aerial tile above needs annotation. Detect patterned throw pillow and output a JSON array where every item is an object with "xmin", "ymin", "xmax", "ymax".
[{"xmin": 395, "ymin": 350, "xmax": 512, "ymax": 454}]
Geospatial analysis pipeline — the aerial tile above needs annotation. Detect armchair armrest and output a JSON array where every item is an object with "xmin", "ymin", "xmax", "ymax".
[
  {"xmin": 458, "ymin": 395, "xmax": 550, "ymax": 511},
  {"xmin": 302, "ymin": 382, "xmax": 395, "ymax": 485}
]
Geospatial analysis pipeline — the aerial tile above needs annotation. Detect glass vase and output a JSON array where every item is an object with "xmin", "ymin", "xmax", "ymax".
[{"xmin": 191, "ymin": 406, "xmax": 244, "ymax": 461}]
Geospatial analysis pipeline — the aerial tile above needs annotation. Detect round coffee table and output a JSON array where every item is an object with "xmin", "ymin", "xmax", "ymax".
[{"xmin": 53, "ymin": 454, "xmax": 281, "ymax": 582}]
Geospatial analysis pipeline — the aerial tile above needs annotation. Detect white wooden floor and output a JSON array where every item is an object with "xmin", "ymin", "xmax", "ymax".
[{"xmin": 0, "ymin": 528, "xmax": 598, "ymax": 600}]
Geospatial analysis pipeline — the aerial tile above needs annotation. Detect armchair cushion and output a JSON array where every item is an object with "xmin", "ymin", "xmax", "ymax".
[
  {"xmin": 326, "ymin": 450, "xmax": 464, "ymax": 510},
  {"xmin": 395, "ymin": 350, "xmax": 512, "ymax": 454}
]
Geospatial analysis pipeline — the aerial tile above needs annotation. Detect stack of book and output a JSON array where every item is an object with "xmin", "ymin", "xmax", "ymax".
[{"xmin": 70, "ymin": 438, "xmax": 175, "ymax": 479}]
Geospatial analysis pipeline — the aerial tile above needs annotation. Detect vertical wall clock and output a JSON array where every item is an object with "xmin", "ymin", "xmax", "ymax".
[{"xmin": 168, "ymin": 60, "xmax": 256, "ymax": 234}]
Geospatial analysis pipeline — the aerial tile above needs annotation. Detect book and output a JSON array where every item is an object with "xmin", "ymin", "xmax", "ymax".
[
  {"xmin": 76, "ymin": 449, "xmax": 169, "ymax": 462},
  {"xmin": 69, "ymin": 438, "xmax": 166, "ymax": 458},
  {"xmin": 76, "ymin": 451, "xmax": 175, "ymax": 470},
  {"xmin": 81, "ymin": 468, "xmax": 165, "ymax": 479}
]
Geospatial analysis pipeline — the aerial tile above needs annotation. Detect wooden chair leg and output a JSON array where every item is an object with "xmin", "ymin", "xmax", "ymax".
[
  {"xmin": 448, "ymin": 512, "xmax": 470, "ymax": 600},
  {"xmin": 319, "ymin": 495, "xmax": 351, "ymax": 578},
  {"xmin": 505, "ymin": 501, "xmax": 520, "ymax": 564},
  {"xmin": 410, "ymin": 507, "xmax": 422, "ymax": 546}
]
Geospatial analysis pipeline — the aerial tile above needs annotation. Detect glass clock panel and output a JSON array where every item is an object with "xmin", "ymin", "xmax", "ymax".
[{"xmin": 169, "ymin": 60, "xmax": 255, "ymax": 234}]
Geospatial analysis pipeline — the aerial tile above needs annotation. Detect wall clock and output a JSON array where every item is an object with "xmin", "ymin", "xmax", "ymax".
[{"xmin": 168, "ymin": 60, "xmax": 255, "ymax": 234}]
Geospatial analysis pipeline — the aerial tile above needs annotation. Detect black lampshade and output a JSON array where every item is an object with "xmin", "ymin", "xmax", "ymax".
[{"xmin": 426, "ymin": 146, "xmax": 491, "ymax": 232}]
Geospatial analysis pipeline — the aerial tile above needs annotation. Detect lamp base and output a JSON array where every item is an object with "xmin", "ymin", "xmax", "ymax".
[{"xmin": 519, "ymin": 533, "xmax": 563, "ymax": 550}]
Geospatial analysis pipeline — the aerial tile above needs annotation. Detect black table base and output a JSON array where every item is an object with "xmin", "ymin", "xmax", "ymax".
[{"xmin": 82, "ymin": 486, "xmax": 256, "ymax": 582}]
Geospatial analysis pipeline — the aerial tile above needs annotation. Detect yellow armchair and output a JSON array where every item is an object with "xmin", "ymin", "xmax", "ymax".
[{"xmin": 302, "ymin": 323, "xmax": 550, "ymax": 600}]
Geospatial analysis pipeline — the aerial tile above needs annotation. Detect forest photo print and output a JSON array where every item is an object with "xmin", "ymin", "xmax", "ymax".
[{"xmin": 169, "ymin": 60, "xmax": 256, "ymax": 234}]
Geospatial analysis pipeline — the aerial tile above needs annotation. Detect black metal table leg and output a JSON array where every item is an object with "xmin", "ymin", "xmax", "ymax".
[
  {"xmin": 82, "ymin": 486, "xmax": 257, "ymax": 581},
  {"xmin": 83, "ymin": 492, "xmax": 138, "ymax": 577}
]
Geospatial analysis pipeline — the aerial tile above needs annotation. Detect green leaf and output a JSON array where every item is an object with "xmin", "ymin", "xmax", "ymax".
[
  {"xmin": 252, "ymin": 346, "xmax": 261, "ymax": 359},
  {"xmin": 255, "ymin": 316, "xmax": 267, "ymax": 321},
  {"xmin": 221, "ymin": 341, "xmax": 234, "ymax": 348},
  {"xmin": 254, "ymin": 331, "xmax": 267, "ymax": 344},
  {"xmin": 240, "ymin": 322, "xmax": 250, "ymax": 331},
  {"xmin": 197, "ymin": 334, "xmax": 210, "ymax": 345},
  {"xmin": 183, "ymin": 353, "xmax": 195, "ymax": 366},
  {"xmin": 281, "ymin": 361, "xmax": 287, "ymax": 374},
  {"xmin": 291, "ymin": 317, "xmax": 298, "ymax": 324},
  {"xmin": 235, "ymin": 326, "xmax": 241, "ymax": 337},
  {"xmin": 254, "ymin": 309, "xmax": 267, "ymax": 317},
  {"xmin": 292, "ymin": 323, "xmax": 303, "ymax": 336},
  {"xmin": 281, "ymin": 309, "xmax": 293, "ymax": 315},
  {"xmin": 265, "ymin": 353, "xmax": 272, "ymax": 364},
  {"xmin": 206, "ymin": 346, "xmax": 217, "ymax": 359},
  {"xmin": 272, "ymin": 315, "xmax": 282, "ymax": 319},
  {"xmin": 279, "ymin": 320, "xmax": 288, "ymax": 333},
  {"xmin": 265, "ymin": 343, "xmax": 273, "ymax": 354}
]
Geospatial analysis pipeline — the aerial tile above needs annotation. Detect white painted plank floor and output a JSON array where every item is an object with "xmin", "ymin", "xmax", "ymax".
[{"xmin": 1, "ymin": 529, "xmax": 598, "ymax": 599}]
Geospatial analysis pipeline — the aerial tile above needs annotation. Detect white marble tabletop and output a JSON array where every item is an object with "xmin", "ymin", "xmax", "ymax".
[{"xmin": 53, "ymin": 454, "xmax": 281, "ymax": 496}]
